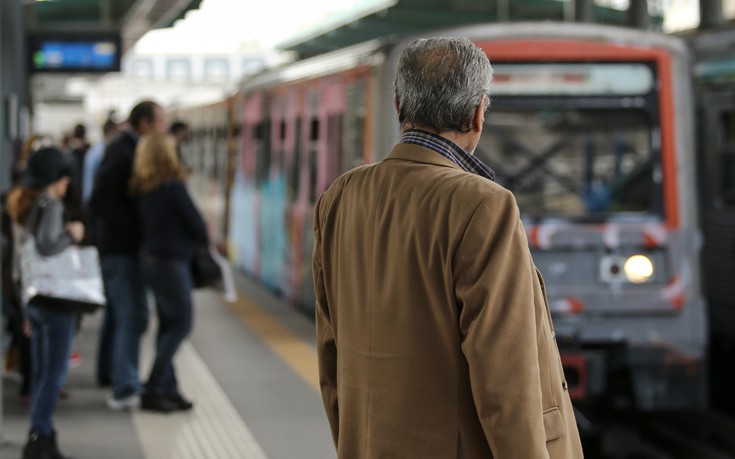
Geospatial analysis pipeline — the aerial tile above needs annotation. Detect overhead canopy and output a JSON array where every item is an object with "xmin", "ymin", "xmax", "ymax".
[
  {"xmin": 26, "ymin": 0, "xmax": 203, "ymax": 53},
  {"xmin": 278, "ymin": 0, "xmax": 658, "ymax": 58}
]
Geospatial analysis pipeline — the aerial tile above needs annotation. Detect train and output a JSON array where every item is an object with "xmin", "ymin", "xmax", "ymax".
[
  {"xmin": 688, "ymin": 27, "xmax": 735, "ymax": 415},
  {"xmin": 173, "ymin": 22, "xmax": 735, "ymax": 413}
]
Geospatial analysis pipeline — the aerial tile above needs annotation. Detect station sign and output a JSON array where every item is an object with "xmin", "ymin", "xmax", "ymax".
[{"xmin": 28, "ymin": 33, "xmax": 121, "ymax": 73}]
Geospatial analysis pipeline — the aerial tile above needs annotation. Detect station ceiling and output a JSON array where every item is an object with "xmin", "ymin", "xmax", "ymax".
[
  {"xmin": 26, "ymin": 0, "xmax": 203, "ymax": 53},
  {"xmin": 279, "ymin": 0, "xmax": 654, "ymax": 58}
]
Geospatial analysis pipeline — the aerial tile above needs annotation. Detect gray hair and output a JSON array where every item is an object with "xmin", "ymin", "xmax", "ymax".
[{"xmin": 394, "ymin": 37, "xmax": 493, "ymax": 133}]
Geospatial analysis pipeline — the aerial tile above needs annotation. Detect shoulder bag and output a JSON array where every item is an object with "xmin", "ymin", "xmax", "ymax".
[
  {"xmin": 18, "ymin": 235, "xmax": 106, "ymax": 313},
  {"xmin": 191, "ymin": 245, "xmax": 222, "ymax": 289}
]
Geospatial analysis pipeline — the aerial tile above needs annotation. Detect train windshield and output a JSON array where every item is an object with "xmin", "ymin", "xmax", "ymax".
[{"xmin": 476, "ymin": 62, "xmax": 662, "ymax": 220}]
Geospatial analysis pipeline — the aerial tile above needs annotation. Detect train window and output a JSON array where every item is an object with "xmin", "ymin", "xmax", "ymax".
[
  {"xmin": 215, "ymin": 127, "xmax": 227, "ymax": 181},
  {"xmin": 720, "ymin": 112, "xmax": 735, "ymax": 205},
  {"xmin": 327, "ymin": 114, "xmax": 344, "ymax": 184},
  {"xmin": 204, "ymin": 59, "xmax": 229, "ymax": 82},
  {"xmin": 289, "ymin": 118, "xmax": 302, "ymax": 199},
  {"xmin": 132, "ymin": 59, "xmax": 153, "ymax": 79},
  {"xmin": 272, "ymin": 120, "xmax": 286, "ymax": 175},
  {"xmin": 310, "ymin": 116, "xmax": 319, "ymax": 202},
  {"xmin": 310, "ymin": 118, "xmax": 320, "ymax": 141},
  {"xmin": 166, "ymin": 59, "xmax": 191, "ymax": 82},
  {"xmin": 346, "ymin": 80, "xmax": 366, "ymax": 170},
  {"xmin": 478, "ymin": 108, "xmax": 658, "ymax": 218},
  {"xmin": 256, "ymin": 119, "xmax": 271, "ymax": 186}
]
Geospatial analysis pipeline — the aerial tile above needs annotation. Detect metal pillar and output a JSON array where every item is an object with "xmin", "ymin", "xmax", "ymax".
[
  {"xmin": 0, "ymin": 0, "xmax": 6, "ymax": 446},
  {"xmin": 496, "ymin": 0, "xmax": 509, "ymax": 22},
  {"xmin": 699, "ymin": 0, "xmax": 725, "ymax": 29},
  {"xmin": 565, "ymin": 0, "xmax": 595, "ymax": 23},
  {"xmin": 628, "ymin": 0, "xmax": 650, "ymax": 29},
  {"xmin": 1, "ymin": 0, "xmax": 29, "ymax": 444}
]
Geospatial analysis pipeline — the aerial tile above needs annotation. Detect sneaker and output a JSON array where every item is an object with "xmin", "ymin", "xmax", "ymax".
[
  {"xmin": 68, "ymin": 352, "xmax": 82, "ymax": 368},
  {"xmin": 106, "ymin": 393, "xmax": 140, "ymax": 411}
]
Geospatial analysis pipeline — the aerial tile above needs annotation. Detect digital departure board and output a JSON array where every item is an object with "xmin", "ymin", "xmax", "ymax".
[{"xmin": 29, "ymin": 34, "xmax": 121, "ymax": 73}]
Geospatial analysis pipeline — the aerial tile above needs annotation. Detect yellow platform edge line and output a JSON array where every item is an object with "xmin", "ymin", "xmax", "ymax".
[{"xmin": 224, "ymin": 294, "xmax": 321, "ymax": 394}]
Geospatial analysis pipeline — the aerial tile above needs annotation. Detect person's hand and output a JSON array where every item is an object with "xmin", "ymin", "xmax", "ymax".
[
  {"xmin": 23, "ymin": 319, "xmax": 31, "ymax": 338},
  {"xmin": 66, "ymin": 221, "xmax": 85, "ymax": 242}
]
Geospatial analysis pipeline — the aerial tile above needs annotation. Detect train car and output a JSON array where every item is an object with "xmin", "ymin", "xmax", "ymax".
[
  {"xmin": 174, "ymin": 98, "xmax": 239, "ymax": 250},
  {"xmin": 229, "ymin": 40, "xmax": 384, "ymax": 302},
  {"xmin": 196, "ymin": 23, "xmax": 705, "ymax": 412},
  {"xmin": 461, "ymin": 24, "xmax": 705, "ymax": 412},
  {"xmin": 689, "ymin": 27, "xmax": 735, "ymax": 414}
]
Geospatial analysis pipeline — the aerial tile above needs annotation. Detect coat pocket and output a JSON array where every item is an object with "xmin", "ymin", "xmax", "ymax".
[{"xmin": 543, "ymin": 407, "xmax": 565, "ymax": 442}]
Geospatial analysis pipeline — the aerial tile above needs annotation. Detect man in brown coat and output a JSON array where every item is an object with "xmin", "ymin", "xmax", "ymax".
[{"xmin": 313, "ymin": 37, "xmax": 584, "ymax": 458}]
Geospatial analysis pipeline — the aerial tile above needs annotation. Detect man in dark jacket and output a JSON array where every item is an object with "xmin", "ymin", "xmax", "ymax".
[{"xmin": 89, "ymin": 100, "xmax": 167, "ymax": 409}]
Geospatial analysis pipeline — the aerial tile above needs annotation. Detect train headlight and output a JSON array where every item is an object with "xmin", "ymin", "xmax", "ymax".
[{"xmin": 624, "ymin": 255, "xmax": 654, "ymax": 284}]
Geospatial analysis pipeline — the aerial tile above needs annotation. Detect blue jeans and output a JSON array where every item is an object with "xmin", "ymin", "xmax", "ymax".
[
  {"xmin": 143, "ymin": 257, "xmax": 193, "ymax": 397},
  {"xmin": 27, "ymin": 304, "xmax": 76, "ymax": 435},
  {"xmin": 99, "ymin": 255, "xmax": 149, "ymax": 399}
]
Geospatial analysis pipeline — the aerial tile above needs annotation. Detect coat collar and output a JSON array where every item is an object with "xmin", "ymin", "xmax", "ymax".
[{"xmin": 383, "ymin": 143, "xmax": 462, "ymax": 170}]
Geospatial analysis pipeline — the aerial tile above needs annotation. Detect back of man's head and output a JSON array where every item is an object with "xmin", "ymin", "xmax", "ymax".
[
  {"xmin": 394, "ymin": 37, "xmax": 493, "ymax": 133},
  {"xmin": 128, "ymin": 100, "xmax": 160, "ymax": 133},
  {"xmin": 170, "ymin": 121, "xmax": 188, "ymax": 136},
  {"xmin": 102, "ymin": 119, "xmax": 118, "ymax": 137},
  {"xmin": 73, "ymin": 123, "xmax": 86, "ymax": 140}
]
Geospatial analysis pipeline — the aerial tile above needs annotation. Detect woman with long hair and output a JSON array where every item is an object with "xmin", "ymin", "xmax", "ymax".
[
  {"xmin": 7, "ymin": 147, "xmax": 84, "ymax": 459},
  {"xmin": 130, "ymin": 133, "xmax": 208, "ymax": 412}
]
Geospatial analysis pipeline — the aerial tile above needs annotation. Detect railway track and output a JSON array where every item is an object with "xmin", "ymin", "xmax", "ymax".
[
  {"xmin": 636, "ymin": 410, "xmax": 735, "ymax": 459},
  {"xmin": 578, "ymin": 409, "xmax": 735, "ymax": 458}
]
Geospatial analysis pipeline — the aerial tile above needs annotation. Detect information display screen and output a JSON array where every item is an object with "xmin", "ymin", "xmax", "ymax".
[{"xmin": 29, "ymin": 34, "xmax": 121, "ymax": 73}]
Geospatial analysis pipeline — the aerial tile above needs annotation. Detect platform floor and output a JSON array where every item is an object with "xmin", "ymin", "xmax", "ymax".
[{"xmin": 0, "ymin": 273, "xmax": 335, "ymax": 459}]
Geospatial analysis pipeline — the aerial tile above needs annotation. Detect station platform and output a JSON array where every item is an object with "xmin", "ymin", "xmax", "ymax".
[{"xmin": 0, "ymin": 273, "xmax": 335, "ymax": 459}]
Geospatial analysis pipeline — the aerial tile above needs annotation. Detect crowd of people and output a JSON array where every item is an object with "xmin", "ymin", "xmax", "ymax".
[{"xmin": 1, "ymin": 101, "xmax": 204, "ymax": 459}]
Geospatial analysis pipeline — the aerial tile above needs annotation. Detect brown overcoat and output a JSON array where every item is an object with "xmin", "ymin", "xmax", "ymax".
[{"xmin": 313, "ymin": 142, "xmax": 584, "ymax": 458}]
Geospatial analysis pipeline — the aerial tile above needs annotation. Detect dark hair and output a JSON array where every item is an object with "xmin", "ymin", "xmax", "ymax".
[
  {"xmin": 170, "ymin": 121, "xmax": 188, "ymax": 135},
  {"xmin": 128, "ymin": 100, "xmax": 160, "ymax": 131},
  {"xmin": 102, "ymin": 119, "xmax": 117, "ymax": 136},
  {"xmin": 73, "ymin": 123, "xmax": 86, "ymax": 139},
  {"xmin": 20, "ymin": 147, "xmax": 73, "ymax": 189}
]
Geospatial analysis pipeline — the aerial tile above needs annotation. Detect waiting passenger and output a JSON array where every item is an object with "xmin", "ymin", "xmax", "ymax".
[
  {"xmin": 169, "ymin": 120, "xmax": 190, "ymax": 168},
  {"xmin": 130, "ymin": 133, "xmax": 208, "ymax": 412},
  {"xmin": 7, "ymin": 147, "xmax": 84, "ymax": 459},
  {"xmin": 312, "ymin": 37, "xmax": 584, "ymax": 458},
  {"xmin": 82, "ymin": 118, "xmax": 119, "ymax": 206},
  {"xmin": 89, "ymin": 100, "xmax": 166, "ymax": 409}
]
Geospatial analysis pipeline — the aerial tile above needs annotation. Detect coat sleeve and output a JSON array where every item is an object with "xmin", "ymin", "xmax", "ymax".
[
  {"xmin": 172, "ymin": 182, "xmax": 209, "ymax": 245},
  {"xmin": 454, "ymin": 188, "xmax": 550, "ymax": 459},
  {"xmin": 312, "ymin": 191, "xmax": 339, "ymax": 446},
  {"xmin": 34, "ymin": 198, "xmax": 73, "ymax": 257}
]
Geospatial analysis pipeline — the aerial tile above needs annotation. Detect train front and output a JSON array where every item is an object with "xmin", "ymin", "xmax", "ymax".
[{"xmin": 472, "ymin": 24, "xmax": 707, "ymax": 411}]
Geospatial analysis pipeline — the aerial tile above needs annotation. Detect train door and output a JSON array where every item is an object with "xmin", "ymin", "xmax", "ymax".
[
  {"xmin": 230, "ymin": 93, "xmax": 264, "ymax": 277},
  {"xmin": 699, "ymin": 90, "xmax": 735, "ymax": 413}
]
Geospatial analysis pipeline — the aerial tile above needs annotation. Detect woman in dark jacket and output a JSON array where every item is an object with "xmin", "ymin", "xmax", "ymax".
[
  {"xmin": 129, "ymin": 133, "xmax": 208, "ymax": 412},
  {"xmin": 7, "ymin": 147, "xmax": 84, "ymax": 459}
]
